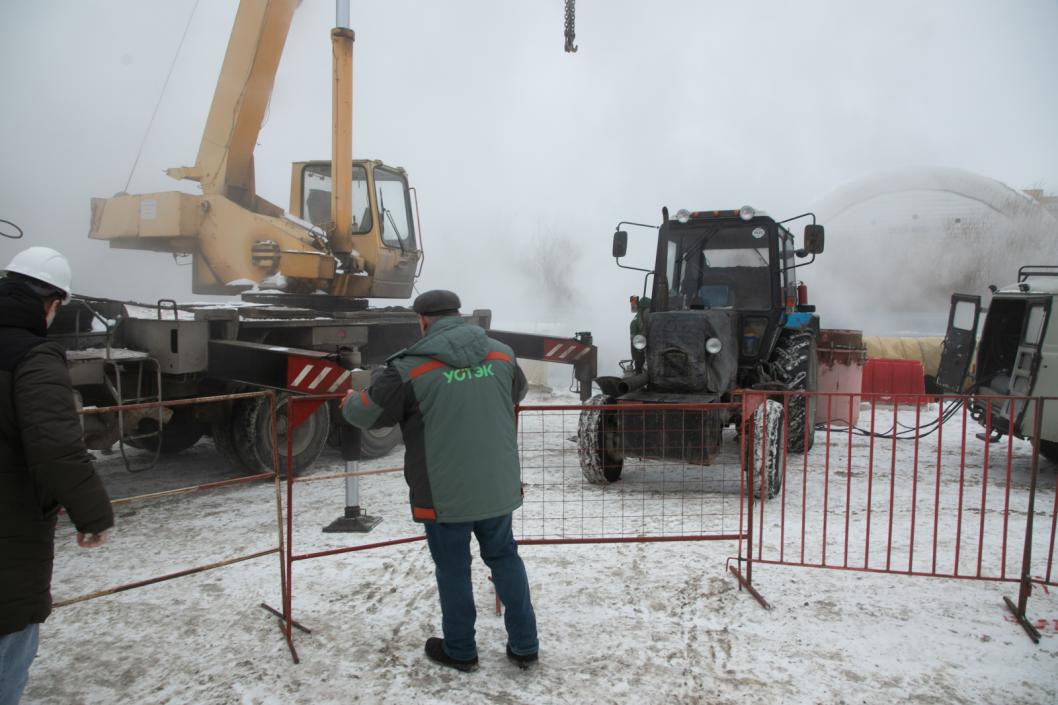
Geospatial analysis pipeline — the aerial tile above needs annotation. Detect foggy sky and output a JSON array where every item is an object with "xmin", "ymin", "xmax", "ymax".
[{"xmin": 2, "ymin": 0, "xmax": 1057, "ymax": 370}]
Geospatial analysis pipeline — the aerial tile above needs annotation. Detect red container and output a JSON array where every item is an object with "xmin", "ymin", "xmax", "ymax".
[{"xmin": 861, "ymin": 358, "xmax": 927, "ymax": 404}]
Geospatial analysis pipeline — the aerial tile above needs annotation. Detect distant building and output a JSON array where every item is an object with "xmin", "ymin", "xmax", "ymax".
[{"xmin": 810, "ymin": 167, "xmax": 1058, "ymax": 335}]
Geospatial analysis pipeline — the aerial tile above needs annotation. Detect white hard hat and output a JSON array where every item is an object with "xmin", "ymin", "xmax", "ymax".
[{"xmin": 2, "ymin": 246, "xmax": 73, "ymax": 302}]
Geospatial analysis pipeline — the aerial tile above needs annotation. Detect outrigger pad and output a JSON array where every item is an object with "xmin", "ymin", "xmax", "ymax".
[{"xmin": 323, "ymin": 506, "xmax": 382, "ymax": 533}]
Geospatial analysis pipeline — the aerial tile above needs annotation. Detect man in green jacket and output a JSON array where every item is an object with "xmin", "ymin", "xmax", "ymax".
[{"xmin": 342, "ymin": 290, "xmax": 538, "ymax": 672}]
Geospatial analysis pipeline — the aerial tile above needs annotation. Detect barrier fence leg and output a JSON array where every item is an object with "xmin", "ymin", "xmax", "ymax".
[
  {"xmin": 258, "ymin": 392, "xmax": 304, "ymax": 662},
  {"xmin": 1003, "ymin": 400, "xmax": 1044, "ymax": 644},
  {"xmin": 729, "ymin": 397, "xmax": 770, "ymax": 609}
]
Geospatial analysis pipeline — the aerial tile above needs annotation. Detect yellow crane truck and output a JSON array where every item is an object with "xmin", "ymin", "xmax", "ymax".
[{"xmin": 51, "ymin": 0, "xmax": 595, "ymax": 473}]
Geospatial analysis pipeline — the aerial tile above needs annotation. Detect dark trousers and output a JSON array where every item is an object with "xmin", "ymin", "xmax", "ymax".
[{"xmin": 423, "ymin": 513, "xmax": 538, "ymax": 661}]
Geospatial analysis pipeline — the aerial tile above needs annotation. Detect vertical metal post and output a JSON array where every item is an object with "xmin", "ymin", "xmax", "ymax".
[
  {"xmin": 323, "ymin": 423, "xmax": 382, "ymax": 532},
  {"xmin": 1004, "ymin": 397, "xmax": 1044, "ymax": 643},
  {"xmin": 330, "ymin": 4, "xmax": 355, "ymax": 256}
]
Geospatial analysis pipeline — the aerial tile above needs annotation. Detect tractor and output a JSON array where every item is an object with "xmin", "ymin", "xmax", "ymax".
[{"xmin": 578, "ymin": 205, "xmax": 825, "ymax": 497}]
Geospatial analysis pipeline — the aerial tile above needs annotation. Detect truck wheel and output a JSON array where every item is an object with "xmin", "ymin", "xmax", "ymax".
[
  {"xmin": 748, "ymin": 399, "xmax": 785, "ymax": 499},
  {"xmin": 578, "ymin": 394, "xmax": 624, "ymax": 484},
  {"xmin": 361, "ymin": 424, "xmax": 403, "ymax": 458},
  {"xmin": 211, "ymin": 414, "xmax": 251, "ymax": 473},
  {"xmin": 358, "ymin": 368, "xmax": 402, "ymax": 458},
  {"xmin": 232, "ymin": 395, "xmax": 330, "ymax": 476},
  {"xmin": 1040, "ymin": 439, "xmax": 1058, "ymax": 465},
  {"xmin": 772, "ymin": 330, "xmax": 817, "ymax": 453},
  {"xmin": 128, "ymin": 407, "xmax": 206, "ymax": 455}
]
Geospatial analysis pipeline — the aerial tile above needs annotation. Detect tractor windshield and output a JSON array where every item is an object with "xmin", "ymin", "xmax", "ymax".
[{"xmin": 664, "ymin": 224, "xmax": 772, "ymax": 310}]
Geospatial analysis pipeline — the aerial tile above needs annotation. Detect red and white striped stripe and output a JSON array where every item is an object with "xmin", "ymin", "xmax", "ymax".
[
  {"xmin": 286, "ymin": 357, "xmax": 354, "ymax": 394},
  {"xmin": 543, "ymin": 339, "xmax": 592, "ymax": 362}
]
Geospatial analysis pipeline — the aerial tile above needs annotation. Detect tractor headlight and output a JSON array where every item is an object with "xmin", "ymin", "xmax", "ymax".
[
  {"xmin": 705, "ymin": 337, "xmax": 723, "ymax": 354},
  {"xmin": 739, "ymin": 205, "xmax": 755, "ymax": 221},
  {"xmin": 632, "ymin": 334, "xmax": 648, "ymax": 351}
]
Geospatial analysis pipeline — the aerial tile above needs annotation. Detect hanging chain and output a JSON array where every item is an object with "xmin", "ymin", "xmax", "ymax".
[{"xmin": 564, "ymin": 0, "xmax": 578, "ymax": 53}]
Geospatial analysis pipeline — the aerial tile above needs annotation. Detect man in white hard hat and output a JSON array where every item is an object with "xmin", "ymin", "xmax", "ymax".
[{"xmin": 0, "ymin": 247, "xmax": 113, "ymax": 705}]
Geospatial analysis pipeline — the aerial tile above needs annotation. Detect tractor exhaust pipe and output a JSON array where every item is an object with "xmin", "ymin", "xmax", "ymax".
[{"xmin": 617, "ymin": 372, "xmax": 649, "ymax": 394}]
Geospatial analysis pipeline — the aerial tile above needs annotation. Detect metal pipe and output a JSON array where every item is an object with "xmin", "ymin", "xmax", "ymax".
[
  {"xmin": 336, "ymin": 0, "xmax": 350, "ymax": 29},
  {"xmin": 909, "ymin": 401, "xmax": 921, "ymax": 573},
  {"xmin": 330, "ymin": 21, "xmax": 355, "ymax": 256},
  {"xmin": 53, "ymin": 549, "xmax": 277, "ymax": 608},
  {"xmin": 615, "ymin": 373, "xmax": 648, "ymax": 395}
]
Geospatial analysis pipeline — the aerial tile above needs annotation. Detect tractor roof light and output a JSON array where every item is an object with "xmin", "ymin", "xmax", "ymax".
[
  {"xmin": 739, "ymin": 205, "xmax": 756, "ymax": 221},
  {"xmin": 675, "ymin": 209, "xmax": 691, "ymax": 224}
]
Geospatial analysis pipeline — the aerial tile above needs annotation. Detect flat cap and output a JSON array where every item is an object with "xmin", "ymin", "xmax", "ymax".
[{"xmin": 412, "ymin": 289, "xmax": 461, "ymax": 315}]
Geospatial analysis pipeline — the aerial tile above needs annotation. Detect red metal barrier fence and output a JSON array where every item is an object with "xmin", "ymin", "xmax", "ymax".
[
  {"xmin": 733, "ymin": 390, "xmax": 1058, "ymax": 643},
  {"xmin": 274, "ymin": 397, "xmax": 750, "ymax": 662},
  {"xmin": 55, "ymin": 391, "xmax": 284, "ymax": 608},
  {"xmin": 514, "ymin": 403, "xmax": 745, "ymax": 544}
]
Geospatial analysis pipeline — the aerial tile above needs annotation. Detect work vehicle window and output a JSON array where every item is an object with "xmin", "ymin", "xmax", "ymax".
[
  {"xmin": 302, "ymin": 165, "xmax": 372, "ymax": 233},
  {"xmin": 951, "ymin": 300, "xmax": 977, "ymax": 330},
  {"xmin": 374, "ymin": 167, "xmax": 416, "ymax": 250},
  {"xmin": 667, "ymin": 225, "xmax": 772, "ymax": 310},
  {"xmin": 1024, "ymin": 304, "xmax": 1046, "ymax": 345}
]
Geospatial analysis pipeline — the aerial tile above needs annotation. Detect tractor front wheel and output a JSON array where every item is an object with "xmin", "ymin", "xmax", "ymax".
[
  {"xmin": 578, "ymin": 395, "xmax": 624, "ymax": 484},
  {"xmin": 748, "ymin": 399, "xmax": 785, "ymax": 499}
]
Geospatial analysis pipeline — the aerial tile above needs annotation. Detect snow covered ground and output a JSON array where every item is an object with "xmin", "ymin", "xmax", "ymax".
[{"xmin": 23, "ymin": 391, "xmax": 1058, "ymax": 705}]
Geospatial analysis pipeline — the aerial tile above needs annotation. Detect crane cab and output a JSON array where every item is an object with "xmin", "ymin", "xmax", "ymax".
[{"xmin": 289, "ymin": 159, "xmax": 421, "ymax": 299}]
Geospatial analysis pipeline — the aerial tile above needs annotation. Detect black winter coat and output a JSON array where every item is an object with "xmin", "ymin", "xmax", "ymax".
[{"xmin": 0, "ymin": 280, "xmax": 114, "ymax": 635}]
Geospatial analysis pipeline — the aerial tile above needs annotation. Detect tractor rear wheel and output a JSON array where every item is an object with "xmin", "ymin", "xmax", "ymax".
[
  {"xmin": 772, "ymin": 330, "xmax": 817, "ymax": 453},
  {"xmin": 578, "ymin": 395, "xmax": 624, "ymax": 484}
]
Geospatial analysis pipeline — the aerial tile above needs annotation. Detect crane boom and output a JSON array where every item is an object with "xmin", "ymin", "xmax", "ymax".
[
  {"xmin": 89, "ymin": 0, "xmax": 421, "ymax": 299},
  {"xmin": 167, "ymin": 0, "xmax": 297, "ymax": 210}
]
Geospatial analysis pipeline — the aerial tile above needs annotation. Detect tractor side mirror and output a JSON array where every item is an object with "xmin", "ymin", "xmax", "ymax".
[
  {"xmin": 803, "ymin": 224, "xmax": 825, "ymax": 254},
  {"xmin": 612, "ymin": 230, "xmax": 628, "ymax": 258}
]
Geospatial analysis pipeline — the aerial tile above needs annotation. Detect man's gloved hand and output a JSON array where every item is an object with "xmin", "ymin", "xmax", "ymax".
[{"xmin": 341, "ymin": 388, "xmax": 360, "ymax": 409}]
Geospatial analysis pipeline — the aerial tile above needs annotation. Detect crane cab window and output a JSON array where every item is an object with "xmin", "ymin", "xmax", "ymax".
[
  {"xmin": 302, "ymin": 164, "xmax": 373, "ymax": 233},
  {"xmin": 374, "ymin": 166, "xmax": 416, "ymax": 250}
]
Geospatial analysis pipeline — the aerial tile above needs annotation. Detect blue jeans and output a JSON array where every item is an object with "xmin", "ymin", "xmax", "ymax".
[
  {"xmin": 424, "ymin": 513, "xmax": 538, "ymax": 661},
  {"xmin": 0, "ymin": 624, "xmax": 39, "ymax": 705}
]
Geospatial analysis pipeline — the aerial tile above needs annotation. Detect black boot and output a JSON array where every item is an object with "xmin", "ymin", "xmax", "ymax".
[
  {"xmin": 506, "ymin": 644, "xmax": 539, "ymax": 670},
  {"xmin": 424, "ymin": 637, "xmax": 478, "ymax": 672}
]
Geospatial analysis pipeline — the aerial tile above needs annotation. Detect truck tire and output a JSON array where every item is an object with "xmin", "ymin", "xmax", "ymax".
[
  {"xmin": 358, "ymin": 368, "xmax": 402, "ymax": 458},
  {"xmin": 772, "ymin": 330, "xmax": 817, "ymax": 453},
  {"xmin": 128, "ymin": 407, "xmax": 206, "ymax": 455},
  {"xmin": 211, "ymin": 413, "xmax": 251, "ymax": 473},
  {"xmin": 232, "ymin": 394, "xmax": 330, "ymax": 476},
  {"xmin": 360, "ymin": 424, "xmax": 403, "ymax": 458},
  {"xmin": 578, "ymin": 394, "xmax": 624, "ymax": 484},
  {"xmin": 748, "ymin": 399, "xmax": 785, "ymax": 499}
]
